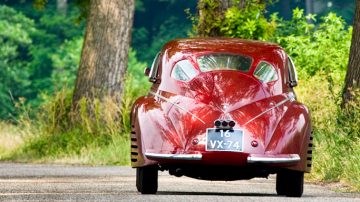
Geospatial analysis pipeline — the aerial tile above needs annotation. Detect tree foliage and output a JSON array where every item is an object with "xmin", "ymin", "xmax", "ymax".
[
  {"xmin": 0, "ymin": 6, "xmax": 35, "ymax": 118},
  {"xmin": 132, "ymin": 0, "xmax": 196, "ymax": 63},
  {"xmin": 0, "ymin": 3, "xmax": 85, "ymax": 119},
  {"xmin": 274, "ymin": 8, "xmax": 352, "ymax": 79},
  {"xmin": 194, "ymin": 0, "xmax": 275, "ymax": 40}
]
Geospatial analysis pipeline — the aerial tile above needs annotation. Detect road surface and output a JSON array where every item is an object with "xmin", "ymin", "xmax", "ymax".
[{"xmin": 0, "ymin": 163, "xmax": 359, "ymax": 201}]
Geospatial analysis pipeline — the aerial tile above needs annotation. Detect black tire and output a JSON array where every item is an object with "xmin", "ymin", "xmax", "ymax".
[
  {"xmin": 276, "ymin": 169, "xmax": 304, "ymax": 197},
  {"xmin": 276, "ymin": 171, "xmax": 287, "ymax": 195},
  {"xmin": 136, "ymin": 166, "xmax": 158, "ymax": 194}
]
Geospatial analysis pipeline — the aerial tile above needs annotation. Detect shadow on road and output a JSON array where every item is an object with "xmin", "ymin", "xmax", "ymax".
[{"xmin": 157, "ymin": 191, "xmax": 278, "ymax": 197}]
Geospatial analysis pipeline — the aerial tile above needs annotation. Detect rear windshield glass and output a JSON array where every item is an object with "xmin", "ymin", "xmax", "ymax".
[
  {"xmin": 171, "ymin": 59, "xmax": 198, "ymax": 82},
  {"xmin": 197, "ymin": 53, "xmax": 252, "ymax": 72},
  {"xmin": 254, "ymin": 61, "xmax": 278, "ymax": 83}
]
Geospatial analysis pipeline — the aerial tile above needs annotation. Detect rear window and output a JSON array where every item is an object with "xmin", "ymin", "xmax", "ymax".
[
  {"xmin": 171, "ymin": 59, "xmax": 198, "ymax": 82},
  {"xmin": 197, "ymin": 53, "xmax": 252, "ymax": 72},
  {"xmin": 253, "ymin": 61, "xmax": 278, "ymax": 83}
]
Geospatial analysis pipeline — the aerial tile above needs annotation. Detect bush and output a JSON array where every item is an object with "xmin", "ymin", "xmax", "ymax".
[
  {"xmin": 274, "ymin": 9, "xmax": 351, "ymax": 79},
  {"xmin": 193, "ymin": 0, "xmax": 275, "ymax": 40},
  {"xmin": 297, "ymin": 76, "xmax": 360, "ymax": 191}
]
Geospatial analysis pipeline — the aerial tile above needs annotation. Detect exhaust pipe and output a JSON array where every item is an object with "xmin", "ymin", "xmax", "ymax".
[{"xmin": 169, "ymin": 168, "xmax": 184, "ymax": 177}]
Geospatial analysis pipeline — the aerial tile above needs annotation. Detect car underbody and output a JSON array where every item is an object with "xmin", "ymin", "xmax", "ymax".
[{"xmin": 161, "ymin": 164, "xmax": 279, "ymax": 181}]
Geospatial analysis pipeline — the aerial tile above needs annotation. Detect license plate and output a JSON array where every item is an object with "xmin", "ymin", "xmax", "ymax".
[{"xmin": 206, "ymin": 128, "xmax": 243, "ymax": 152}]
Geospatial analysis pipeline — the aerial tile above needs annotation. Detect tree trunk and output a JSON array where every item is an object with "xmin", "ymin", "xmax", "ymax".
[
  {"xmin": 343, "ymin": 0, "xmax": 360, "ymax": 106},
  {"xmin": 305, "ymin": 0, "xmax": 314, "ymax": 23},
  {"xmin": 73, "ymin": 0, "xmax": 135, "ymax": 107},
  {"xmin": 57, "ymin": 0, "xmax": 67, "ymax": 15},
  {"xmin": 305, "ymin": 0, "xmax": 314, "ymax": 15}
]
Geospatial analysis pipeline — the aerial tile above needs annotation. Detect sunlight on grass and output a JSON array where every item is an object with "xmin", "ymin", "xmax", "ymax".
[{"xmin": 0, "ymin": 122, "xmax": 26, "ymax": 159}]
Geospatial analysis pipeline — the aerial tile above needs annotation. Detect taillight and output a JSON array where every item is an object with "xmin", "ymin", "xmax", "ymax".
[
  {"xmin": 214, "ymin": 120, "xmax": 221, "ymax": 127},
  {"xmin": 229, "ymin": 120, "xmax": 236, "ymax": 127},
  {"xmin": 214, "ymin": 119, "xmax": 236, "ymax": 128},
  {"xmin": 251, "ymin": 140, "xmax": 258, "ymax": 147}
]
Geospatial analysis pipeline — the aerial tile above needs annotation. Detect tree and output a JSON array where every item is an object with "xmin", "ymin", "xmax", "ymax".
[
  {"xmin": 195, "ymin": 0, "xmax": 274, "ymax": 40},
  {"xmin": 57, "ymin": 0, "xmax": 67, "ymax": 15},
  {"xmin": 197, "ymin": 0, "xmax": 243, "ymax": 36},
  {"xmin": 343, "ymin": 0, "xmax": 360, "ymax": 106},
  {"xmin": 72, "ymin": 0, "xmax": 135, "ymax": 107},
  {"xmin": 0, "ymin": 6, "xmax": 35, "ymax": 119}
]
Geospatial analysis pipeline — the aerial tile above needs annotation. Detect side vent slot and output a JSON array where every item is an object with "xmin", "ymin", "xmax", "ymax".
[
  {"xmin": 130, "ymin": 124, "xmax": 139, "ymax": 163},
  {"xmin": 307, "ymin": 132, "xmax": 314, "ymax": 168}
]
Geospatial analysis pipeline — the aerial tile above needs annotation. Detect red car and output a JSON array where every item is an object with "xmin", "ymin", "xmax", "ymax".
[{"xmin": 130, "ymin": 38, "xmax": 312, "ymax": 197}]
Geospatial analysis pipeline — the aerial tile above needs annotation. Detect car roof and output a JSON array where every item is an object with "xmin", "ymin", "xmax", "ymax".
[{"xmin": 162, "ymin": 38, "xmax": 283, "ymax": 58}]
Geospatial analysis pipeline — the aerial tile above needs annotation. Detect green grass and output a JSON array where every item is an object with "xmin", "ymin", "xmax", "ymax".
[
  {"xmin": 0, "ymin": 122, "xmax": 25, "ymax": 159},
  {"xmin": 1, "ymin": 118, "xmax": 131, "ymax": 165},
  {"xmin": 8, "ymin": 132, "xmax": 130, "ymax": 165},
  {"xmin": 297, "ymin": 74, "xmax": 360, "ymax": 192},
  {"xmin": 0, "ymin": 75, "xmax": 148, "ymax": 166}
]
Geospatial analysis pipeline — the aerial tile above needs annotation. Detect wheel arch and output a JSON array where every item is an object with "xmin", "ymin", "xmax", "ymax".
[{"xmin": 270, "ymin": 101, "xmax": 312, "ymax": 172}]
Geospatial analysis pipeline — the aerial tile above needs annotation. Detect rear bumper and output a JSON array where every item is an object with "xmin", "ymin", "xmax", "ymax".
[
  {"xmin": 145, "ymin": 152, "xmax": 300, "ymax": 164},
  {"xmin": 145, "ymin": 153, "xmax": 202, "ymax": 160},
  {"xmin": 247, "ymin": 154, "xmax": 300, "ymax": 164}
]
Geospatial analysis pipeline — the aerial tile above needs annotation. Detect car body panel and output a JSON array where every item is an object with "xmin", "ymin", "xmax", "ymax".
[{"xmin": 130, "ymin": 38, "xmax": 312, "ymax": 177}]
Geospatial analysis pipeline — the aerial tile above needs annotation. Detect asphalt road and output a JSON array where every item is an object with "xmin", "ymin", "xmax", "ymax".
[{"xmin": 0, "ymin": 163, "xmax": 359, "ymax": 201}]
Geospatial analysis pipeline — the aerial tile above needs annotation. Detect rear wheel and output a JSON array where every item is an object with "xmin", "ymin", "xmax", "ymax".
[
  {"xmin": 276, "ymin": 169, "xmax": 304, "ymax": 197},
  {"xmin": 136, "ymin": 166, "xmax": 158, "ymax": 194}
]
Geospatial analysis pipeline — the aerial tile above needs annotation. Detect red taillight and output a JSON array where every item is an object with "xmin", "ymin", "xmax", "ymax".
[
  {"xmin": 215, "ymin": 119, "xmax": 235, "ymax": 128},
  {"xmin": 192, "ymin": 138, "xmax": 199, "ymax": 145},
  {"xmin": 251, "ymin": 140, "xmax": 258, "ymax": 147},
  {"xmin": 229, "ymin": 120, "xmax": 236, "ymax": 127},
  {"xmin": 214, "ymin": 120, "xmax": 221, "ymax": 127}
]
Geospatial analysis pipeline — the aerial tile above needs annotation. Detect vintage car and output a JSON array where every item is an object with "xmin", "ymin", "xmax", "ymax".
[{"xmin": 130, "ymin": 38, "xmax": 312, "ymax": 197}]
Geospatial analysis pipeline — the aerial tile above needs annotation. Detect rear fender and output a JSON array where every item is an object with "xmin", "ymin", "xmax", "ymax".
[
  {"xmin": 267, "ymin": 101, "xmax": 312, "ymax": 172},
  {"xmin": 130, "ymin": 96, "xmax": 158, "ymax": 167}
]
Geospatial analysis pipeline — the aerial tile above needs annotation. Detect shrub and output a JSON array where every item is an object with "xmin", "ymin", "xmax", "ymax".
[
  {"xmin": 274, "ymin": 9, "xmax": 351, "ymax": 79},
  {"xmin": 193, "ymin": 0, "xmax": 275, "ymax": 40}
]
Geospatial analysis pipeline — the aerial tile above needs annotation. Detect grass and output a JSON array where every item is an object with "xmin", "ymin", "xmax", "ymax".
[
  {"xmin": 0, "ymin": 114, "xmax": 131, "ymax": 165},
  {"xmin": 0, "ymin": 122, "xmax": 25, "ymax": 159},
  {"xmin": 0, "ymin": 75, "xmax": 149, "ymax": 166},
  {"xmin": 296, "ymin": 73, "xmax": 360, "ymax": 192}
]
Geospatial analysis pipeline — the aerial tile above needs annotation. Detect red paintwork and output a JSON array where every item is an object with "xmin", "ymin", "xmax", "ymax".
[{"xmin": 130, "ymin": 38, "xmax": 312, "ymax": 174}]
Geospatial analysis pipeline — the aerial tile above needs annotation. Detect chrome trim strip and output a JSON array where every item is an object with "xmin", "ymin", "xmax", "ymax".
[
  {"xmin": 247, "ymin": 154, "xmax": 300, "ymax": 164},
  {"xmin": 145, "ymin": 152, "xmax": 202, "ymax": 160},
  {"xmin": 149, "ymin": 91, "xmax": 206, "ymax": 124},
  {"xmin": 243, "ymin": 94, "xmax": 295, "ymax": 126}
]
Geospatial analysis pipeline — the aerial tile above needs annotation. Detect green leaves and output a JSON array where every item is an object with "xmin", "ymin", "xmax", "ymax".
[
  {"xmin": 195, "ymin": 0, "xmax": 275, "ymax": 40},
  {"xmin": 51, "ymin": 37, "xmax": 83, "ymax": 89},
  {"xmin": 0, "ymin": 6, "xmax": 36, "ymax": 119},
  {"xmin": 0, "ymin": 4, "xmax": 85, "ymax": 119},
  {"xmin": 220, "ymin": 3, "xmax": 275, "ymax": 40},
  {"xmin": 275, "ymin": 9, "xmax": 351, "ymax": 79}
]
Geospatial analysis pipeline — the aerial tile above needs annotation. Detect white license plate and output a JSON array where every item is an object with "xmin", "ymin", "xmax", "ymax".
[{"xmin": 206, "ymin": 128, "xmax": 243, "ymax": 152}]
